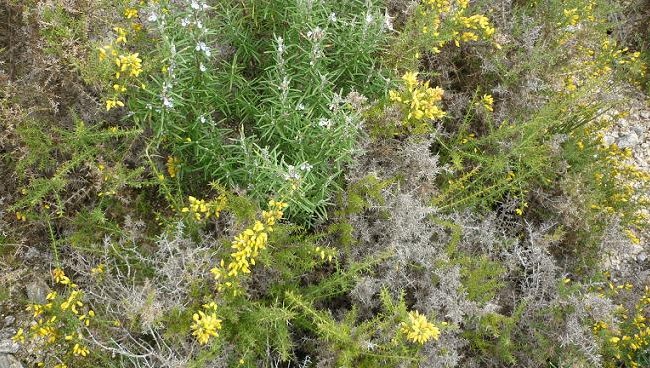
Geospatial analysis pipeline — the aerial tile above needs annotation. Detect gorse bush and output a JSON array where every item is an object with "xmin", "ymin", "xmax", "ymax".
[
  {"xmin": 9, "ymin": 119, "xmax": 144, "ymax": 219},
  {"xmin": 13, "ymin": 269, "xmax": 96, "ymax": 367}
]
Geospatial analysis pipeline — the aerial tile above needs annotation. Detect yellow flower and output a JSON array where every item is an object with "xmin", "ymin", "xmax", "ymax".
[
  {"xmin": 12, "ymin": 328, "xmax": 25, "ymax": 343},
  {"xmin": 73, "ymin": 343, "xmax": 89, "ymax": 357},
  {"xmin": 166, "ymin": 156, "xmax": 180, "ymax": 178},
  {"xmin": 124, "ymin": 8, "xmax": 139, "ymax": 19},
  {"xmin": 114, "ymin": 27, "xmax": 128, "ymax": 44},
  {"xmin": 91, "ymin": 264, "xmax": 105, "ymax": 275},
  {"xmin": 113, "ymin": 84, "xmax": 127, "ymax": 93},
  {"xmin": 98, "ymin": 46, "xmax": 110, "ymax": 61},
  {"xmin": 181, "ymin": 194, "xmax": 227, "ymax": 221},
  {"xmin": 392, "ymin": 72, "xmax": 445, "ymax": 128},
  {"xmin": 117, "ymin": 53, "xmax": 143, "ymax": 77},
  {"xmin": 191, "ymin": 310, "xmax": 223, "ymax": 345},
  {"xmin": 15, "ymin": 211, "xmax": 26, "ymax": 221},
  {"xmin": 53, "ymin": 268, "xmax": 71, "ymax": 285},
  {"xmin": 401, "ymin": 310, "xmax": 440, "ymax": 344},
  {"xmin": 461, "ymin": 31, "xmax": 479, "ymax": 42},
  {"xmin": 106, "ymin": 98, "xmax": 125, "ymax": 111},
  {"xmin": 214, "ymin": 199, "xmax": 287, "ymax": 281},
  {"xmin": 624, "ymin": 229, "xmax": 641, "ymax": 245},
  {"xmin": 402, "ymin": 72, "xmax": 419, "ymax": 89},
  {"xmin": 480, "ymin": 94, "xmax": 494, "ymax": 112},
  {"xmin": 563, "ymin": 8, "xmax": 580, "ymax": 26}
]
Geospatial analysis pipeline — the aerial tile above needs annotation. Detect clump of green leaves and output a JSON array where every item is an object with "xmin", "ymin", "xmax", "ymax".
[
  {"xmin": 10, "ymin": 118, "xmax": 145, "ymax": 219},
  {"xmin": 129, "ymin": 0, "xmax": 392, "ymax": 224}
]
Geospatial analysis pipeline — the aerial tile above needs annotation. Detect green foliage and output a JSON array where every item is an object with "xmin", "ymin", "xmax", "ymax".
[
  {"xmin": 456, "ymin": 255, "xmax": 505, "ymax": 305},
  {"xmin": 327, "ymin": 174, "xmax": 393, "ymax": 253},
  {"xmin": 9, "ymin": 119, "xmax": 145, "ymax": 218},
  {"xmin": 464, "ymin": 311, "xmax": 518, "ymax": 365},
  {"xmin": 128, "ymin": 0, "xmax": 392, "ymax": 224},
  {"xmin": 38, "ymin": 3, "xmax": 88, "ymax": 55},
  {"xmin": 285, "ymin": 289, "xmax": 419, "ymax": 367},
  {"xmin": 434, "ymin": 90, "xmax": 603, "ymax": 213}
]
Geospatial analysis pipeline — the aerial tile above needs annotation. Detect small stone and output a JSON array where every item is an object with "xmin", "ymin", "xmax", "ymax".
[
  {"xmin": 2, "ymin": 317, "xmax": 14, "ymax": 327},
  {"xmin": 617, "ymin": 131, "xmax": 639, "ymax": 148},
  {"xmin": 603, "ymin": 135, "xmax": 616, "ymax": 146},
  {"xmin": 0, "ymin": 354, "xmax": 23, "ymax": 368},
  {"xmin": 25, "ymin": 279, "xmax": 50, "ymax": 304},
  {"xmin": 0, "ymin": 340, "xmax": 18, "ymax": 354},
  {"xmin": 632, "ymin": 125, "xmax": 645, "ymax": 136}
]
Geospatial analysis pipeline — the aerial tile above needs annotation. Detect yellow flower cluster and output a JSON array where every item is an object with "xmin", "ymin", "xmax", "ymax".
[
  {"xmin": 98, "ymin": 10, "xmax": 144, "ymax": 111},
  {"xmin": 586, "ymin": 137, "xmax": 650, "ymax": 238},
  {"xmin": 181, "ymin": 194, "xmax": 228, "ymax": 221},
  {"xmin": 563, "ymin": 8, "xmax": 580, "ymax": 27},
  {"xmin": 190, "ymin": 302, "xmax": 223, "ymax": 345},
  {"xmin": 479, "ymin": 94, "xmax": 494, "ymax": 112},
  {"xmin": 389, "ymin": 72, "xmax": 445, "ymax": 134},
  {"xmin": 124, "ymin": 8, "xmax": 139, "ymax": 19},
  {"xmin": 456, "ymin": 14, "xmax": 495, "ymax": 46},
  {"xmin": 210, "ymin": 200, "xmax": 288, "ymax": 290},
  {"xmin": 556, "ymin": 0, "xmax": 646, "ymax": 92},
  {"xmin": 312, "ymin": 246, "xmax": 336, "ymax": 263},
  {"xmin": 166, "ymin": 156, "xmax": 180, "ymax": 178},
  {"xmin": 401, "ymin": 310, "xmax": 441, "ymax": 344},
  {"xmin": 417, "ymin": 0, "xmax": 497, "ymax": 54},
  {"xmin": 594, "ymin": 286, "xmax": 650, "ymax": 367},
  {"xmin": 13, "ymin": 268, "xmax": 94, "ymax": 365}
]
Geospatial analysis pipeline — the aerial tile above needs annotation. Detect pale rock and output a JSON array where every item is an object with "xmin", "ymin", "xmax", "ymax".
[
  {"xmin": 617, "ymin": 131, "xmax": 639, "ymax": 148},
  {"xmin": 25, "ymin": 279, "xmax": 50, "ymax": 304},
  {"xmin": 0, "ymin": 340, "xmax": 18, "ymax": 354},
  {"xmin": 0, "ymin": 354, "xmax": 22, "ymax": 368}
]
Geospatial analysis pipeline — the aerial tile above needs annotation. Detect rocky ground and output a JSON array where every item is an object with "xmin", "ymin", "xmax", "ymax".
[
  {"xmin": 604, "ymin": 88, "xmax": 650, "ymax": 174},
  {"xmin": 601, "ymin": 86, "xmax": 650, "ymax": 284},
  {"xmin": 0, "ymin": 315, "xmax": 20, "ymax": 368}
]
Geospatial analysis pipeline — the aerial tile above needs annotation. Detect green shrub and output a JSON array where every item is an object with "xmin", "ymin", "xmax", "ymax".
[{"xmin": 126, "ymin": 0, "xmax": 392, "ymax": 224}]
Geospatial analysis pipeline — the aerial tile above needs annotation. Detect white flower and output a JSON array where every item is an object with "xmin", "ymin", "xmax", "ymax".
[
  {"xmin": 147, "ymin": 12, "xmax": 158, "ymax": 22},
  {"xmin": 199, "ymin": 63, "xmax": 207, "ymax": 72},
  {"xmin": 196, "ymin": 20, "xmax": 203, "ymax": 29},
  {"xmin": 306, "ymin": 27, "xmax": 324, "ymax": 41},
  {"xmin": 181, "ymin": 18, "xmax": 190, "ymax": 27},
  {"xmin": 318, "ymin": 118, "xmax": 332, "ymax": 129},
  {"xmin": 276, "ymin": 37, "xmax": 285, "ymax": 54},
  {"xmin": 191, "ymin": 1, "xmax": 201, "ymax": 10},
  {"xmin": 328, "ymin": 12, "xmax": 337, "ymax": 23},
  {"xmin": 283, "ymin": 165, "xmax": 301, "ymax": 181},
  {"xmin": 329, "ymin": 93, "xmax": 343, "ymax": 111},
  {"xmin": 196, "ymin": 42, "xmax": 211, "ymax": 57},
  {"xmin": 296, "ymin": 103, "xmax": 305, "ymax": 111},
  {"xmin": 279, "ymin": 76, "xmax": 290, "ymax": 91},
  {"xmin": 199, "ymin": 115, "xmax": 207, "ymax": 124},
  {"xmin": 365, "ymin": 13, "xmax": 374, "ymax": 25},
  {"xmin": 298, "ymin": 162, "xmax": 313, "ymax": 172},
  {"xmin": 162, "ymin": 81, "xmax": 173, "ymax": 93},
  {"xmin": 162, "ymin": 96, "xmax": 174, "ymax": 109}
]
